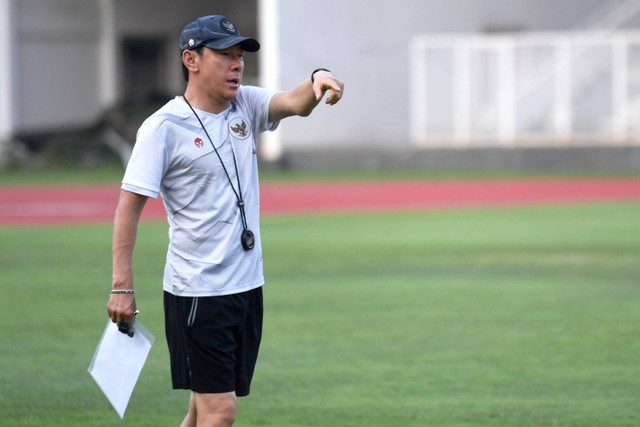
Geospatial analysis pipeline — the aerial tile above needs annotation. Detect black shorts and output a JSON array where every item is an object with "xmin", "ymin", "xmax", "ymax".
[{"xmin": 164, "ymin": 287, "xmax": 263, "ymax": 396}]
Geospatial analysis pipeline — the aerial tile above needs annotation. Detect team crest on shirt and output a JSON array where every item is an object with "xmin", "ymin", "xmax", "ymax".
[
  {"xmin": 194, "ymin": 137, "xmax": 204, "ymax": 148},
  {"xmin": 229, "ymin": 117, "xmax": 251, "ymax": 140}
]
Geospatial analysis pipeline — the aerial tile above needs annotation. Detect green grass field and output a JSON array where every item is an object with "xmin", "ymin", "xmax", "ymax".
[{"xmin": 1, "ymin": 179, "xmax": 639, "ymax": 426}]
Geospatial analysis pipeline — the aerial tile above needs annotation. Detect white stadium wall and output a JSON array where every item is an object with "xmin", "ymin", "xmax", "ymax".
[
  {"xmin": 268, "ymin": 0, "xmax": 638, "ymax": 151},
  {"xmin": 3, "ymin": 0, "xmax": 638, "ymax": 154}
]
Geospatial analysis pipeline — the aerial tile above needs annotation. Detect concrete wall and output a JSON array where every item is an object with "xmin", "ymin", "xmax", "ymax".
[
  {"xmin": 13, "ymin": 0, "xmax": 101, "ymax": 133},
  {"xmin": 273, "ymin": 0, "xmax": 638, "ymax": 151},
  {"xmin": 0, "ymin": 0, "xmax": 14, "ymax": 146},
  {"xmin": 6, "ymin": 0, "xmax": 639, "ymax": 152},
  {"xmin": 11, "ymin": 0, "xmax": 258, "ymax": 135},
  {"xmin": 276, "ymin": 145, "xmax": 640, "ymax": 173}
]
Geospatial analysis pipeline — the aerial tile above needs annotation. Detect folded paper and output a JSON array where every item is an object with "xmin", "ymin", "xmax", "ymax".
[{"xmin": 88, "ymin": 320, "xmax": 155, "ymax": 418}]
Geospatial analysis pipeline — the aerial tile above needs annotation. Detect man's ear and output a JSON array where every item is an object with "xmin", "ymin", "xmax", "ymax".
[{"xmin": 182, "ymin": 50, "xmax": 200, "ymax": 73}]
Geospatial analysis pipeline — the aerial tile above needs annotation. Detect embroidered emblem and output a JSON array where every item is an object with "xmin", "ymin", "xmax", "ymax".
[
  {"xmin": 220, "ymin": 19, "xmax": 237, "ymax": 34},
  {"xmin": 194, "ymin": 137, "xmax": 204, "ymax": 148},
  {"xmin": 229, "ymin": 117, "xmax": 251, "ymax": 139}
]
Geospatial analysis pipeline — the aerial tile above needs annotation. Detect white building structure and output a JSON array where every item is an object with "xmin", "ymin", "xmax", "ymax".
[{"xmin": 0, "ymin": 0, "xmax": 639, "ymax": 166}]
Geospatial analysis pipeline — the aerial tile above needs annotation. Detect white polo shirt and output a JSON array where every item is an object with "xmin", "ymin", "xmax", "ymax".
[{"xmin": 122, "ymin": 86, "xmax": 278, "ymax": 297}]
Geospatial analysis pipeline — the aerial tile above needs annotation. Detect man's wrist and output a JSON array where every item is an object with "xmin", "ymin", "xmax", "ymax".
[
  {"xmin": 311, "ymin": 68, "xmax": 331, "ymax": 84},
  {"xmin": 111, "ymin": 289, "xmax": 135, "ymax": 294}
]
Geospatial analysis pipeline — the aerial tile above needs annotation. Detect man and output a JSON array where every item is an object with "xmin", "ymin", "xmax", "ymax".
[{"xmin": 106, "ymin": 14, "xmax": 344, "ymax": 427}]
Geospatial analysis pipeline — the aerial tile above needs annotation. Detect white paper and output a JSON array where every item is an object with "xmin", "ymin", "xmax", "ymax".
[{"xmin": 88, "ymin": 320, "xmax": 155, "ymax": 418}]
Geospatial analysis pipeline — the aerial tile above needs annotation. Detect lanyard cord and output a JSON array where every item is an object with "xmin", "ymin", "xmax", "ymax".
[{"xmin": 183, "ymin": 96, "xmax": 249, "ymax": 231}]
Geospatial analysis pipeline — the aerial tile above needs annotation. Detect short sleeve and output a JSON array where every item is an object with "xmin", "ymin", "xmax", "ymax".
[
  {"xmin": 237, "ymin": 86, "xmax": 280, "ymax": 133},
  {"xmin": 121, "ymin": 122, "xmax": 168, "ymax": 199}
]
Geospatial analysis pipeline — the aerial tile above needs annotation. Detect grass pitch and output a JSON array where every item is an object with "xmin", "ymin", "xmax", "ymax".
[{"xmin": 1, "ymin": 202, "xmax": 639, "ymax": 426}]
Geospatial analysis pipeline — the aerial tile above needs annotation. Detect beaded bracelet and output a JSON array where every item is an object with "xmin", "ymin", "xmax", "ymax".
[{"xmin": 111, "ymin": 289, "xmax": 135, "ymax": 294}]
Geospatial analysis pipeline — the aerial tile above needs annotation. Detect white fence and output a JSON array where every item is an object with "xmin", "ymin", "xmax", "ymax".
[{"xmin": 410, "ymin": 31, "xmax": 640, "ymax": 147}]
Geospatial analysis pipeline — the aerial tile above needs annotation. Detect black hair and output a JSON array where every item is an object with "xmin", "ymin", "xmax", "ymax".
[{"xmin": 181, "ymin": 46, "xmax": 205, "ymax": 82}]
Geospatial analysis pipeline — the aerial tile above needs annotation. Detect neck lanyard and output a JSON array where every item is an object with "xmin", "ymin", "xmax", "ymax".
[{"xmin": 183, "ymin": 96, "xmax": 255, "ymax": 250}]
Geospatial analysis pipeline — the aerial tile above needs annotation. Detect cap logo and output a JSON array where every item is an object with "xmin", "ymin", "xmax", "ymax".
[
  {"xmin": 188, "ymin": 39, "xmax": 195, "ymax": 47},
  {"xmin": 220, "ymin": 19, "xmax": 237, "ymax": 34}
]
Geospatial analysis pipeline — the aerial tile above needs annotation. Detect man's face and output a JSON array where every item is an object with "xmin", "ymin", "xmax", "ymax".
[{"xmin": 197, "ymin": 44, "xmax": 245, "ymax": 103}]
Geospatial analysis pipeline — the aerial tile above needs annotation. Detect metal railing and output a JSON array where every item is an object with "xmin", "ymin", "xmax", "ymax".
[{"xmin": 410, "ymin": 30, "xmax": 640, "ymax": 147}]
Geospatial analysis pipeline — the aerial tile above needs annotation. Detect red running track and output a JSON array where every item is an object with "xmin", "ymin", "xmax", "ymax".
[{"xmin": 1, "ymin": 178, "xmax": 640, "ymax": 226}]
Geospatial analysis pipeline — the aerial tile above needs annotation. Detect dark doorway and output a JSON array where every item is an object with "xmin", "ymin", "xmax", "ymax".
[{"xmin": 122, "ymin": 38, "xmax": 169, "ymax": 105}]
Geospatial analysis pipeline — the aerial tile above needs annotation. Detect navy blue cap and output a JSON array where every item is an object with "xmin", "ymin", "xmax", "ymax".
[{"xmin": 180, "ymin": 15, "xmax": 260, "ymax": 52}]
